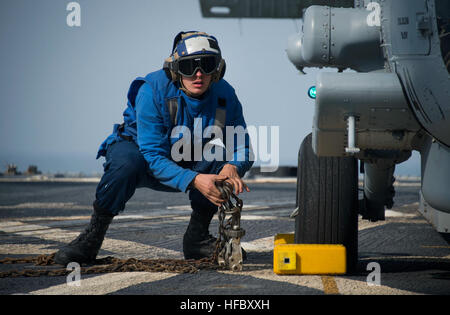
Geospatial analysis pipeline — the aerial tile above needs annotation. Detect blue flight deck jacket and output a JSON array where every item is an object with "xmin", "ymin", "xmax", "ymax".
[{"xmin": 97, "ymin": 69, "xmax": 253, "ymax": 193}]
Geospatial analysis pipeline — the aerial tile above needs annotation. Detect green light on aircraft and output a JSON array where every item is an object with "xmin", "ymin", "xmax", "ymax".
[{"xmin": 308, "ymin": 86, "xmax": 317, "ymax": 99}]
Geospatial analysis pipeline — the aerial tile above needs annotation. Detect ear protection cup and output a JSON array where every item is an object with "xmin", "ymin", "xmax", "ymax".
[
  {"xmin": 163, "ymin": 60, "xmax": 173, "ymax": 81},
  {"xmin": 215, "ymin": 59, "xmax": 226, "ymax": 82},
  {"xmin": 163, "ymin": 58, "xmax": 180, "ymax": 82}
]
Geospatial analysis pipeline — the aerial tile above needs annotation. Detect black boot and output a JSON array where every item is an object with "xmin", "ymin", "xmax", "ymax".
[
  {"xmin": 54, "ymin": 202, "xmax": 114, "ymax": 265},
  {"xmin": 183, "ymin": 204, "xmax": 217, "ymax": 260}
]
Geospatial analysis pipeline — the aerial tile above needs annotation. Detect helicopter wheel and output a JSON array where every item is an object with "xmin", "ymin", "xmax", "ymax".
[{"xmin": 295, "ymin": 133, "xmax": 359, "ymax": 273}]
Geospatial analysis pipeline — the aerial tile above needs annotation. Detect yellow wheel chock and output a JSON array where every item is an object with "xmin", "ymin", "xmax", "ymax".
[{"xmin": 273, "ymin": 234, "xmax": 346, "ymax": 275}]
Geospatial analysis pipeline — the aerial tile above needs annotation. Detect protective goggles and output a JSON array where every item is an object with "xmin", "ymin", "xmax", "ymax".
[{"xmin": 176, "ymin": 55, "xmax": 220, "ymax": 77}]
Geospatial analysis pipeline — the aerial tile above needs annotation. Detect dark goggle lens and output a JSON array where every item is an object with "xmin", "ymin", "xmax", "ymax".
[
  {"xmin": 178, "ymin": 56, "xmax": 218, "ymax": 76},
  {"xmin": 200, "ymin": 56, "xmax": 219, "ymax": 73}
]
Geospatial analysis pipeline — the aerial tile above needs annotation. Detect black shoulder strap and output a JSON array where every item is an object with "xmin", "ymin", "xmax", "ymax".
[
  {"xmin": 215, "ymin": 97, "xmax": 226, "ymax": 130},
  {"xmin": 166, "ymin": 97, "xmax": 179, "ymax": 126}
]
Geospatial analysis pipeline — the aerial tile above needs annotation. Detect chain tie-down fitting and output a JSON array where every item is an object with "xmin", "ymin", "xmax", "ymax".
[{"xmin": 215, "ymin": 181, "xmax": 246, "ymax": 272}]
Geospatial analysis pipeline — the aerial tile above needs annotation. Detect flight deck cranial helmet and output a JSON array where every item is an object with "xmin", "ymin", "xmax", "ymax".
[{"xmin": 164, "ymin": 31, "xmax": 226, "ymax": 85}]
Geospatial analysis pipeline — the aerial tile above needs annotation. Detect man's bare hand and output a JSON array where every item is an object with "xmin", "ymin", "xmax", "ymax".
[
  {"xmin": 192, "ymin": 174, "xmax": 228, "ymax": 206},
  {"xmin": 219, "ymin": 164, "xmax": 250, "ymax": 196}
]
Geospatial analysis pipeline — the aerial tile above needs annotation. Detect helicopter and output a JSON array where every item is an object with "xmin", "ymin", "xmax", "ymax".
[{"xmin": 199, "ymin": 0, "xmax": 450, "ymax": 272}]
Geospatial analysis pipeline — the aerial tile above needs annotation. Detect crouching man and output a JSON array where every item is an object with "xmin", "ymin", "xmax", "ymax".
[{"xmin": 54, "ymin": 31, "xmax": 253, "ymax": 265}]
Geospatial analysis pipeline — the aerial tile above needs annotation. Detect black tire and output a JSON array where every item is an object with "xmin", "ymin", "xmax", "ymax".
[{"xmin": 295, "ymin": 133, "xmax": 359, "ymax": 273}]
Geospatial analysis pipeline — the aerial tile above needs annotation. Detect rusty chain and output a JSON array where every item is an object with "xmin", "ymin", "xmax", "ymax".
[
  {"xmin": 0, "ymin": 181, "xmax": 244, "ymax": 278},
  {"xmin": 0, "ymin": 253, "xmax": 222, "ymax": 278},
  {"xmin": 215, "ymin": 181, "xmax": 246, "ymax": 271}
]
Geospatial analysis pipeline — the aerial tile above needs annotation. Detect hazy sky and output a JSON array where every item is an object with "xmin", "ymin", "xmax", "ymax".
[{"xmin": 0, "ymin": 0, "xmax": 420, "ymax": 175}]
